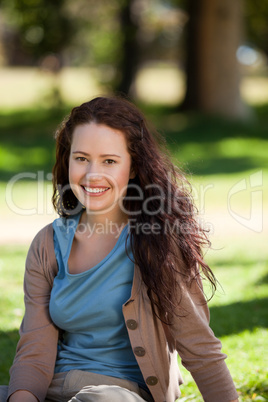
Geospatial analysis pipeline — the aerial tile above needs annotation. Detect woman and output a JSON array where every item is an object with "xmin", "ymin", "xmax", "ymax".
[{"xmin": 1, "ymin": 96, "xmax": 239, "ymax": 402}]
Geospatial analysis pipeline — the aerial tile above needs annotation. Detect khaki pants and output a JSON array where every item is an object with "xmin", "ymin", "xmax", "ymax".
[{"xmin": 0, "ymin": 370, "xmax": 153, "ymax": 402}]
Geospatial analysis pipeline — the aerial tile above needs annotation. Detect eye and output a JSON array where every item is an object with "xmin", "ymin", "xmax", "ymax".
[
  {"xmin": 104, "ymin": 159, "xmax": 116, "ymax": 164},
  {"xmin": 76, "ymin": 156, "xmax": 87, "ymax": 162}
]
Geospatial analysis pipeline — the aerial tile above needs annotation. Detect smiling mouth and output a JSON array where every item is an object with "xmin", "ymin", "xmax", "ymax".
[{"xmin": 82, "ymin": 186, "xmax": 109, "ymax": 194}]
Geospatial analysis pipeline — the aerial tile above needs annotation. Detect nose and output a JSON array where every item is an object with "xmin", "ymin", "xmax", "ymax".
[
  {"xmin": 86, "ymin": 173, "xmax": 103, "ymax": 181},
  {"xmin": 85, "ymin": 162, "xmax": 103, "ymax": 181}
]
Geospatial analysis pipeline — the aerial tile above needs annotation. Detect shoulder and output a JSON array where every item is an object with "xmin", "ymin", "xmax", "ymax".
[
  {"xmin": 26, "ymin": 222, "xmax": 58, "ymax": 286},
  {"xmin": 27, "ymin": 223, "xmax": 54, "ymax": 260}
]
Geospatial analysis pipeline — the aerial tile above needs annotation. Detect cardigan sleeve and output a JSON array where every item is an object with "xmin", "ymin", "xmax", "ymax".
[
  {"xmin": 8, "ymin": 224, "xmax": 59, "ymax": 402},
  {"xmin": 169, "ymin": 262, "xmax": 238, "ymax": 401}
]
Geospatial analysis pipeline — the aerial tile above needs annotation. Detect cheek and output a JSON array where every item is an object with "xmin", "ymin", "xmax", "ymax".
[
  {"xmin": 68, "ymin": 161, "xmax": 75, "ymax": 182},
  {"xmin": 116, "ymin": 168, "xmax": 132, "ymax": 193},
  {"xmin": 68, "ymin": 162, "xmax": 81, "ymax": 188}
]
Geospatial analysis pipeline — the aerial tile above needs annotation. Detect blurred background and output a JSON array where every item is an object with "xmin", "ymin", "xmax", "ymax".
[{"xmin": 0, "ymin": 0, "xmax": 267, "ymax": 400}]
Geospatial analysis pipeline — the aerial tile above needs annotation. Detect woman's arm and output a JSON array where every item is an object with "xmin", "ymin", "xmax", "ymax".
[
  {"xmin": 8, "ymin": 225, "xmax": 59, "ymax": 402},
  {"xmin": 9, "ymin": 390, "xmax": 38, "ymax": 402},
  {"xmin": 169, "ymin": 262, "xmax": 239, "ymax": 401}
]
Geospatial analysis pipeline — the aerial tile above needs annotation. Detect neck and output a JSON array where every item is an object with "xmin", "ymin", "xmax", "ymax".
[{"xmin": 80, "ymin": 208, "xmax": 129, "ymax": 236}]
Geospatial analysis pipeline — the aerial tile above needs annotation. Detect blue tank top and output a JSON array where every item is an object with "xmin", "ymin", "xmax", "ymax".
[{"xmin": 49, "ymin": 213, "xmax": 146, "ymax": 389}]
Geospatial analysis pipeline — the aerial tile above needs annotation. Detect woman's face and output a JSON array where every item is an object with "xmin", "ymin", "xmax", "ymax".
[{"xmin": 69, "ymin": 122, "xmax": 135, "ymax": 221}]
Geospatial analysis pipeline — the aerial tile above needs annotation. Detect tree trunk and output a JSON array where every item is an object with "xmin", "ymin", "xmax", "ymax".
[
  {"xmin": 114, "ymin": 0, "xmax": 139, "ymax": 97},
  {"xmin": 182, "ymin": 0, "xmax": 248, "ymax": 119}
]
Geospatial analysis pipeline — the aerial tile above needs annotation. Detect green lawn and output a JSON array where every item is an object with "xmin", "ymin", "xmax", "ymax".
[
  {"xmin": 0, "ymin": 247, "xmax": 25, "ymax": 381},
  {"xmin": 0, "ymin": 97, "xmax": 267, "ymax": 400},
  {"xmin": 0, "ymin": 244, "xmax": 267, "ymax": 400},
  {"xmin": 178, "ymin": 245, "xmax": 268, "ymax": 401}
]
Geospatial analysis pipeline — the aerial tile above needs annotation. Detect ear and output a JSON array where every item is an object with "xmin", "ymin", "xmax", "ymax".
[{"xmin": 129, "ymin": 166, "xmax": 136, "ymax": 179}]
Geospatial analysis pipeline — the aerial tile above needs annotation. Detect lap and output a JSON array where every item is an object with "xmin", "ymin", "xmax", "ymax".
[
  {"xmin": 46, "ymin": 371, "xmax": 152, "ymax": 402},
  {"xmin": 0, "ymin": 386, "xmax": 8, "ymax": 402},
  {"xmin": 69, "ymin": 384, "xmax": 147, "ymax": 402},
  {"xmin": 0, "ymin": 372, "xmax": 152, "ymax": 402}
]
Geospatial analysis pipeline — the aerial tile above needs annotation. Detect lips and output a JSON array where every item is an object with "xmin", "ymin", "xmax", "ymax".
[{"xmin": 82, "ymin": 186, "xmax": 109, "ymax": 194}]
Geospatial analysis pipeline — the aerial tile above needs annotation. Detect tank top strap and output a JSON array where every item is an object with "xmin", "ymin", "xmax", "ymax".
[{"xmin": 52, "ymin": 214, "xmax": 81, "ymax": 277}]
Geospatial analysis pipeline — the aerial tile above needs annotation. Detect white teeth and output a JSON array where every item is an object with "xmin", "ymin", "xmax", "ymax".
[{"xmin": 84, "ymin": 187, "xmax": 108, "ymax": 193}]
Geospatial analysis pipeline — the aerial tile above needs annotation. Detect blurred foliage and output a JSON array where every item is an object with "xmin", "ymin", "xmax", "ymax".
[
  {"xmin": 0, "ymin": 0, "xmax": 75, "ymax": 66},
  {"xmin": 64, "ymin": 0, "xmax": 122, "ymax": 67},
  {"xmin": 0, "ymin": 0, "xmax": 186, "ymax": 67},
  {"xmin": 244, "ymin": 0, "xmax": 268, "ymax": 56},
  {"xmin": 0, "ymin": 0, "xmax": 267, "ymax": 67},
  {"xmin": 0, "ymin": 0, "xmax": 267, "ymax": 104},
  {"xmin": 173, "ymin": 0, "xmax": 268, "ymax": 54}
]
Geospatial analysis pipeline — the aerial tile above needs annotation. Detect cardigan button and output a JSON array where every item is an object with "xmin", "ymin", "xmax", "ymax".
[
  {"xmin": 126, "ymin": 319, "xmax": 138, "ymax": 330},
  {"xmin": 146, "ymin": 376, "xmax": 158, "ymax": 386},
  {"xmin": 134, "ymin": 346, "xmax": 146, "ymax": 357}
]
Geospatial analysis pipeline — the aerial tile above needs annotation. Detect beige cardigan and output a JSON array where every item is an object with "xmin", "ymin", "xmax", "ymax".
[{"xmin": 8, "ymin": 224, "xmax": 238, "ymax": 402}]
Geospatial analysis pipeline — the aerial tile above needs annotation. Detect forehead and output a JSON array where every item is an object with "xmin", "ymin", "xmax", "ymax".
[{"xmin": 71, "ymin": 122, "xmax": 128, "ymax": 151}]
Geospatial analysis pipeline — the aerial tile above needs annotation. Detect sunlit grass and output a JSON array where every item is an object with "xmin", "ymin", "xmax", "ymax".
[
  {"xmin": 0, "ymin": 66, "xmax": 268, "ymax": 110},
  {"xmin": 0, "ymin": 246, "xmax": 26, "ymax": 382},
  {"xmin": 178, "ymin": 247, "xmax": 268, "ymax": 401},
  {"xmin": 173, "ymin": 138, "xmax": 268, "ymax": 174},
  {"xmin": 179, "ymin": 327, "xmax": 268, "ymax": 401},
  {"xmin": 0, "ymin": 67, "xmax": 102, "ymax": 110},
  {"xmin": 0, "ymin": 244, "xmax": 267, "ymax": 400},
  {"xmin": 0, "ymin": 180, "xmax": 54, "ymax": 216},
  {"xmin": 0, "ymin": 75, "xmax": 267, "ymax": 399}
]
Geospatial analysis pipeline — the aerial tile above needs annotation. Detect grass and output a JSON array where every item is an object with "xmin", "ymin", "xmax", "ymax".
[
  {"xmin": 178, "ymin": 247, "xmax": 268, "ymax": 401},
  {"xmin": 0, "ymin": 79, "xmax": 268, "ymax": 399},
  {"xmin": 0, "ymin": 106, "xmax": 68, "ymax": 181},
  {"xmin": 1, "ymin": 66, "xmax": 268, "ymax": 110},
  {"xmin": 0, "ymin": 247, "xmax": 25, "ymax": 381},
  {"xmin": 0, "ymin": 245, "xmax": 267, "ymax": 400},
  {"xmin": 1, "ymin": 102, "xmax": 268, "ymax": 181}
]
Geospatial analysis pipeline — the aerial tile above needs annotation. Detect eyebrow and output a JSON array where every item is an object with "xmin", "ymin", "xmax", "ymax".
[{"xmin": 72, "ymin": 151, "xmax": 121, "ymax": 158}]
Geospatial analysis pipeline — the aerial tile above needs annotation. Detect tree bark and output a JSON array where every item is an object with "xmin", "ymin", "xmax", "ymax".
[
  {"xmin": 114, "ymin": 0, "xmax": 139, "ymax": 97},
  {"xmin": 182, "ymin": 0, "xmax": 248, "ymax": 119}
]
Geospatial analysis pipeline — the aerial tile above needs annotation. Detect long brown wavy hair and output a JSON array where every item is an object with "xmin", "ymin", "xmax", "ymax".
[{"xmin": 52, "ymin": 96, "xmax": 216, "ymax": 323}]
